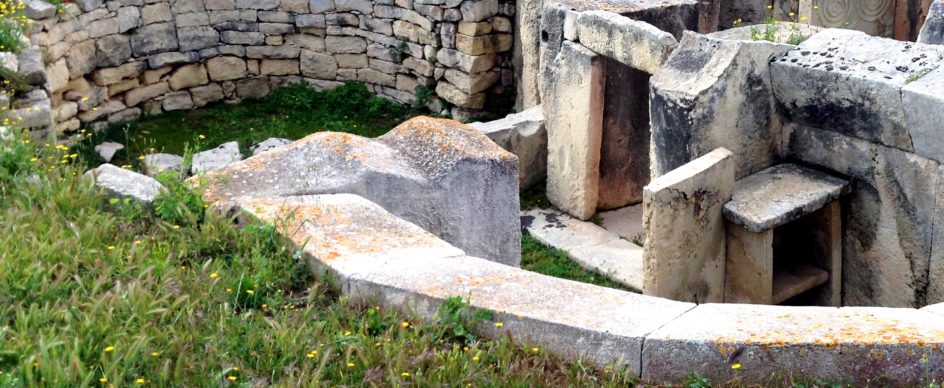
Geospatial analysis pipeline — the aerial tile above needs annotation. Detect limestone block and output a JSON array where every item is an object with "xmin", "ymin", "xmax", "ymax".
[
  {"xmin": 143, "ymin": 153, "xmax": 185, "ymax": 176},
  {"xmin": 207, "ymin": 0, "xmax": 236, "ymax": 10},
  {"xmin": 142, "ymin": 3, "xmax": 172, "ymax": 25},
  {"xmin": 919, "ymin": 0, "xmax": 944, "ymax": 44},
  {"xmin": 117, "ymin": 6, "xmax": 141, "ymax": 33},
  {"xmin": 45, "ymin": 59, "xmax": 69, "ymax": 94},
  {"xmin": 171, "ymin": 0, "xmax": 205, "ymax": 14},
  {"xmin": 196, "ymin": 117, "xmax": 521, "ymax": 265},
  {"xmin": 458, "ymin": 20, "xmax": 492, "ymax": 36},
  {"xmin": 107, "ymin": 108, "xmax": 142, "ymax": 124},
  {"xmin": 147, "ymin": 51, "xmax": 200, "ymax": 68},
  {"xmin": 77, "ymin": 100, "xmax": 126, "ymax": 122},
  {"xmin": 643, "ymin": 147, "xmax": 733, "ymax": 303},
  {"xmin": 246, "ymin": 45, "xmax": 300, "ymax": 59},
  {"xmin": 543, "ymin": 41, "xmax": 605, "ymax": 220},
  {"xmin": 221, "ymin": 31, "xmax": 265, "ymax": 45},
  {"xmin": 67, "ymin": 39, "xmax": 97, "ymax": 79},
  {"xmin": 336, "ymin": 0, "xmax": 372, "ymax": 13},
  {"xmin": 190, "ymin": 83, "xmax": 225, "ymax": 107},
  {"xmin": 455, "ymin": 33, "xmax": 512, "ymax": 55},
  {"xmin": 206, "ymin": 56, "xmax": 248, "ymax": 81},
  {"xmin": 286, "ymin": 34, "xmax": 325, "ymax": 51},
  {"xmin": 93, "ymin": 62, "xmax": 144, "ymax": 86},
  {"xmin": 335, "ymin": 54, "xmax": 367, "ymax": 68},
  {"xmin": 460, "ymin": 0, "xmax": 498, "ymax": 22},
  {"xmin": 260, "ymin": 59, "xmax": 300, "ymax": 75},
  {"xmin": 470, "ymin": 106, "xmax": 546, "ymax": 189},
  {"xmin": 258, "ymin": 11, "xmax": 294, "ymax": 23},
  {"xmin": 771, "ymin": 29, "xmax": 944, "ymax": 153},
  {"xmin": 250, "ymin": 137, "xmax": 291, "ymax": 155},
  {"xmin": 902, "ymin": 68, "xmax": 944, "ymax": 163},
  {"xmin": 642, "ymin": 304, "xmax": 944, "ymax": 384},
  {"xmin": 443, "ymin": 68, "xmax": 498, "ymax": 94},
  {"xmin": 309, "ymin": 0, "xmax": 334, "ymax": 13},
  {"xmin": 24, "ymin": 0, "xmax": 56, "ymax": 19},
  {"xmin": 168, "ymin": 63, "xmax": 209, "ymax": 90},
  {"xmin": 124, "ymin": 82, "xmax": 169, "ymax": 106},
  {"xmin": 434, "ymin": 81, "xmax": 484, "ymax": 109},
  {"xmin": 192, "ymin": 141, "xmax": 242, "ymax": 173},
  {"xmin": 651, "ymin": 30, "xmax": 792, "ymax": 179},
  {"xmin": 357, "ymin": 68, "xmax": 395, "ymax": 87},
  {"xmin": 142, "ymin": 66, "xmax": 173, "ymax": 85},
  {"xmin": 296, "ymin": 14, "xmax": 326, "ymax": 28},
  {"xmin": 209, "ymin": 10, "xmax": 240, "ymax": 24},
  {"xmin": 17, "ymin": 48, "xmax": 47, "ymax": 86},
  {"xmin": 576, "ymin": 10, "xmax": 678, "ymax": 74},
  {"xmin": 259, "ymin": 23, "xmax": 296, "ymax": 35},
  {"xmin": 108, "ymin": 79, "xmax": 140, "ymax": 97},
  {"xmin": 96, "ymin": 34, "xmax": 132, "ymax": 67},
  {"xmin": 393, "ymin": 20, "xmax": 439, "ymax": 45},
  {"xmin": 325, "ymin": 36, "xmax": 367, "ymax": 54},
  {"xmin": 279, "ymin": 0, "xmax": 309, "ymax": 13},
  {"xmin": 236, "ymin": 0, "xmax": 278, "ymax": 10},
  {"xmin": 0, "ymin": 52, "xmax": 16, "ymax": 74},
  {"xmin": 55, "ymin": 101, "xmax": 78, "ymax": 121},
  {"xmin": 130, "ymin": 23, "xmax": 179, "ymax": 56},
  {"xmin": 789, "ymin": 125, "xmax": 939, "ymax": 307},
  {"xmin": 513, "ymin": 0, "xmax": 542, "ymax": 109},
  {"xmin": 177, "ymin": 26, "xmax": 220, "ymax": 52},
  {"xmin": 85, "ymin": 164, "xmax": 165, "ymax": 205},
  {"xmin": 300, "ymin": 50, "xmax": 337, "ymax": 79}
]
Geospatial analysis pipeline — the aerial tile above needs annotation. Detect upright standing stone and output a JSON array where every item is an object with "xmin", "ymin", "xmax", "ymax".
[
  {"xmin": 643, "ymin": 147, "xmax": 733, "ymax": 303},
  {"xmin": 918, "ymin": 0, "xmax": 944, "ymax": 45},
  {"xmin": 543, "ymin": 41, "xmax": 605, "ymax": 221}
]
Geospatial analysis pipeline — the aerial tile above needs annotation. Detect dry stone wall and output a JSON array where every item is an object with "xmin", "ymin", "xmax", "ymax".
[{"xmin": 23, "ymin": 0, "xmax": 514, "ymax": 136}]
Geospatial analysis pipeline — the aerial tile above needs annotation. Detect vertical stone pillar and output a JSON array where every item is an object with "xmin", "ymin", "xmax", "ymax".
[
  {"xmin": 724, "ymin": 224, "xmax": 774, "ymax": 304},
  {"xmin": 543, "ymin": 41, "xmax": 605, "ymax": 221},
  {"xmin": 799, "ymin": 0, "xmax": 896, "ymax": 37},
  {"xmin": 643, "ymin": 148, "xmax": 734, "ymax": 303},
  {"xmin": 514, "ymin": 0, "xmax": 544, "ymax": 109}
]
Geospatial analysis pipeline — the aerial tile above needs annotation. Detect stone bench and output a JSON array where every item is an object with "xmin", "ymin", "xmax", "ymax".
[{"xmin": 723, "ymin": 163, "xmax": 850, "ymax": 305}]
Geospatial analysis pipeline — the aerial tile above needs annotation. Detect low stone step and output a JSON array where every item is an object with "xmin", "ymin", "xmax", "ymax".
[
  {"xmin": 521, "ymin": 208, "xmax": 643, "ymax": 291},
  {"xmin": 772, "ymin": 264, "xmax": 829, "ymax": 304}
]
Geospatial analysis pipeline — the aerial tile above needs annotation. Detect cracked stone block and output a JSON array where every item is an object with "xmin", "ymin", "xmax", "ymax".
[
  {"xmin": 192, "ymin": 141, "xmax": 242, "ymax": 173},
  {"xmin": 469, "ymin": 106, "xmax": 546, "ymax": 189},
  {"xmin": 195, "ymin": 117, "xmax": 520, "ymax": 265},
  {"xmin": 643, "ymin": 147, "xmax": 733, "ymax": 303}
]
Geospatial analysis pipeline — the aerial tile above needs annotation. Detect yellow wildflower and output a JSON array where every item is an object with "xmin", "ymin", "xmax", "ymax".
[
  {"xmin": 136, "ymin": 378, "xmax": 145, "ymax": 384},
  {"xmin": 227, "ymin": 376, "xmax": 236, "ymax": 381},
  {"xmin": 401, "ymin": 321, "xmax": 410, "ymax": 328},
  {"xmin": 99, "ymin": 377, "xmax": 108, "ymax": 383},
  {"xmin": 494, "ymin": 322, "xmax": 504, "ymax": 328},
  {"xmin": 210, "ymin": 272, "xmax": 218, "ymax": 279},
  {"xmin": 401, "ymin": 372, "xmax": 411, "ymax": 377},
  {"xmin": 104, "ymin": 346, "xmax": 114, "ymax": 352},
  {"xmin": 731, "ymin": 363, "xmax": 742, "ymax": 370}
]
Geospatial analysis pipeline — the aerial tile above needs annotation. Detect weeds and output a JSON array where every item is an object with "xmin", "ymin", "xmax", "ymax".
[{"xmin": 0, "ymin": 0, "xmax": 27, "ymax": 53}]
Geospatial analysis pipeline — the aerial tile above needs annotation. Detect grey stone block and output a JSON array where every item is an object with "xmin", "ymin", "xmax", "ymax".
[
  {"xmin": 470, "ymin": 106, "xmax": 546, "ymax": 189},
  {"xmin": 192, "ymin": 141, "xmax": 242, "ymax": 173},
  {"xmin": 85, "ymin": 163, "xmax": 166, "ymax": 205},
  {"xmin": 575, "ymin": 10, "xmax": 677, "ymax": 74},
  {"xmin": 250, "ymin": 137, "xmax": 291, "ymax": 155},
  {"xmin": 131, "ymin": 22, "xmax": 179, "ymax": 56},
  {"xmin": 918, "ymin": 0, "xmax": 943, "ymax": 45},
  {"xmin": 143, "ymin": 153, "xmax": 185, "ymax": 176}
]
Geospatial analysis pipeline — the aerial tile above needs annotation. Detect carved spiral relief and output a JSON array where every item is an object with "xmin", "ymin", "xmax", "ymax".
[
  {"xmin": 858, "ymin": 0, "xmax": 894, "ymax": 22},
  {"xmin": 817, "ymin": 0, "xmax": 855, "ymax": 25},
  {"xmin": 810, "ymin": 0, "xmax": 894, "ymax": 33}
]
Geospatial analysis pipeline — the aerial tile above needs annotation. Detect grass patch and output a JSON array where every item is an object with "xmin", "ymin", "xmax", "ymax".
[
  {"xmin": 521, "ymin": 235, "xmax": 631, "ymax": 291},
  {"xmin": 73, "ymin": 82, "xmax": 419, "ymax": 168}
]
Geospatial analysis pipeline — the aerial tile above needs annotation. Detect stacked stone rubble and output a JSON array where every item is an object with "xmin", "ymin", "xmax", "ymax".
[{"xmin": 17, "ymin": 0, "xmax": 514, "ymax": 137}]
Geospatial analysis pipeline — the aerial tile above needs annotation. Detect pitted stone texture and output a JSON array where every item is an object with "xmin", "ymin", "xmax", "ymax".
[
  {"xmin": 522, "ymin": 208, "xmax": 643, "ymax": 291},
  {"xmin": 85, "ymin": 163, "xmax": 166, "ymax": 205},
  {"xmin": 724, "ymin": 164, "xmax": 850, "ymax": 233},
  {"xmin": 196, "ymin": 117, "xmax": 520, "ymax": 265},
  {"xmin": 642, "ymin": 304, "xmax": 944, "ymax": 385},
  {"xmin": 789, "ymin": 125, "xmax": 940, "ymax": 308},
  {"xmin": 575, "ymin": 10, "xmax": 677, "ymax": 74},
  {"xmin": 235, "ymin": 193, "xmax": 694, "ymax": 374},
  {"xmin": 919, "ymin": 0, "xmax": 944, "ymax": 45},
  {"xmin": 543, "ymin": 41, "xmax": 604, "ymax": 221},
  {"xmin": 143, "ymin": 153, "xmax": 185, "ymax": 177},
  {"xmin": 469, "ymin": 106, "xmax": 546, "ymax": 189},
  {"xmin": 250, "ymin": 137, "xmax": 291, "ymax": 155},
  {"xmin": 771, "ymin": 29, "xmax": 944, "ymax": 155},
  {"xmin": 650, "ymin": 30, "xmax": 794, "ymax": 179},
  {"xmin": 191, "ymin": 141, "xmax": 242, "ymax": 174},
  {"xmin": 643, "ymin": 147, "xmax": 733, "ymax": 303}
]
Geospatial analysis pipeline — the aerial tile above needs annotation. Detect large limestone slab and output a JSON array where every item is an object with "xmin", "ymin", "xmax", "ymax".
[
  {"xmin": 643, "ymin": 148, "xmax": 733, "ymax": 303},
  {"xmin": 902, "ymin": 67, "xmax": 944, "ymax": 163},
  {"xmin": 642, "ymin": 304, "xmax": 944, "ymax": 384},
  {"xmin": 469, "ymin": 106, "xmax": 547, "ymax": 189},
  {"xmin": 196, "ymin": 117, "xmax": 521, "ymax": 265},
  {"xmin": 512, "ymin": 0, "xmax": 543, "ymax": 109},
  {"xmin": 651, "ymin": 29, "xmax": 794, "ymax": 179},
  {"xmin": 723, "ymin": 163, "xmax": 850, "ymax": 233},
  {"xmin": 85, "ymin": 163, "xmax": 166, "ymax": 205},
  {"xmin": 543, "ymin": 41, "xmax": 605, "ymax": 220},
  {"xmin": 771, "ymin": 29, "xmax": 944, "ymax": 154},
  {"xmin": 522, "ymin": 208, "xmax": 644, "ymax": 291},
  {"xmin": 789, "ymin": 125, "xmax": 940, "ymax": 307},
  {"xmin": 575, "ymin": 10, "xmax": 677, "ymax": 74},
  {"xmin": 235, "ymin": 194, "xmax": 694, "ymax": 372},
  {"xmin": 555, "ymin": 0, "xmax": 708, "ymax": 37},
  {"xmin": 598, "ymin": 58, "xmax": 651, "ymax": 210},
  {"xmin": 918, "ymin": 0, "xmax": 944, "ymax": 44}
]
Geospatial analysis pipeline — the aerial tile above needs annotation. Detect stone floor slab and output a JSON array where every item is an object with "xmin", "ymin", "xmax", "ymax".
[{"xmin": 599, "ymin": 204, "xmax": 645, "ymax": 243}]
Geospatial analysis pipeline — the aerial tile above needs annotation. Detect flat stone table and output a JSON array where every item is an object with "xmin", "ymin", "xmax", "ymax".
[{"xmin": 722, "ymin": 163, "xmax": 850, "ymax": 305}]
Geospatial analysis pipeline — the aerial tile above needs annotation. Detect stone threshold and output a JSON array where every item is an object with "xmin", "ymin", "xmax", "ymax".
[
  {"xmin": 234, "ymin": 193, "xmax": 944, "ymax": 385},
  {"xmin": 521, "ymin": 207, "xmax": 644, "ymax": 291}
]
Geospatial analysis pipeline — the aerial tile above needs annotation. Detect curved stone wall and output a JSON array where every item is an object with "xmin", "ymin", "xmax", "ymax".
[{"xmin": 23, "ymin": 0, "xmax": 514, "ymax": 135}]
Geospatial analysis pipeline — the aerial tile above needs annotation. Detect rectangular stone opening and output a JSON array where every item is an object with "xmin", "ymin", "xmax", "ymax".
[
  {"xmin": 772, "ymin": 204, "xmax": 840, "ymax": 306},
  {"xmin": 597, "ymin": 58, "xmax": 652, "ymax": 210}
]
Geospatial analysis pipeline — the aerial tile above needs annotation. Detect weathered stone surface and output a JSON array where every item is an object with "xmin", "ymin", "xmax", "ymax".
[
  {"xmin": 522, "ymin": 208, "xmax": 644, "ymax": 290},
  {"xmin": 771, "ymin": 29, "xmax": 944, "ymax": 153},
  {"xmin": 94, "ymin": 34, "xmax": 132, "ymax": 67},
  {"xmin": 651, "ymin": 30, "xmax": 794, "ymax": 179},
  {"xmin": 92, "ymin": 62, "xmax": 146, "ymax": 85},
  {"xmin": 512, "ymin": 0, "xmax": 543, "ymax": 108},
  {"xmin": 196, "ymin": 117, "xmax": 520, "ymax": 265},
  {"xmin": 147, "ymin": 51, "xmax": 200, "ymax": 68},
  {"xmin": 599, "ymin": 204, "xmax": 645, "ymax": 243},
  {"xmin": 18, "ymin": 48, "xmax": 47, "ymax": 86},
  {"xmin": 206, "ymin": 56, "xmax": 247, "ymax": 81},
  {"xmin": 85, "ymin": 163, "xmax": 165, "ymax": 205},
  {"xmin": 190, "ymin": 83, "xmax": 225, "ymax": 107},
  {"xmin": 94, "ymin": 141, "xmax": 124, "ymax": 162},
  {"xmin": 177, "ymin": 26, "xmax": 220, "ymax": 52},
  {"xmin": 124, "ymin": 82, "xmax": 169, "ymax": 106},
  {"xmin": 789, "ymin": 125, "xmax": 939, "ymax": 307},
  {"xmin": 724, "ymin": 164, "xmax": 850, "ymax": 233},
  {"xmin": 543, "ymin": 41, "xmax": 604, "ymax": 220},
  {"xmin": 300, "ymin": 50, "xmax": 337, "ymax": 79},
  {"xmin": 142, "ymin": 3, "xmax": 172, "ymax": 24},
  {"xmin": 67, "ymin": 40, "xmax": 98, "ymax": 79},
  {"xmin": 143, "ymin": 153, "xmax": 185, "ymax": 176},
  {"xmin": 25, "ymin": 0, "xmax": 56, "ymax": 20},
  {"xmin": 235, "ymin": 193, "xmax": 693, "ymax": 374},
  {"xmin": 902, "ymin": 67, "xmax": 944, "ymax": 163},
  {"xmin": 250, "ymin": 137, "xmax": 292, "ymax": 155},
  {"xmin": 642, "ymin": 304, "xmax": 944, "ymax": 384},
  {"xmin": 75, "ymin": 0, "xmax": 102, "ymax": 12},
  {"xmin": 460, "ymin": 0, "xmax": 498, "ymax": 22},
  {"xmin": 168, "ymin": 63, "xmax": 209, "ymax": 90},
  {"xmin": 192, "ymin": 141, "xmax": 242, "ymax": 173},
  {"xmin": 643, "ymin": 147, "xmax": 733, "ymax": 303},
  {"xmin": 162, "ymin": 91, "xmax": 194, "ymax": 111},
  {"xmin": 597, "ymin": 57, "xmax": 650, "ymax": 210},
  {"xmin": 130, "ymin": 23, "xmax": 179, "ymax": 56},
  {"xmin": 575, "ymin": 10, "xmax": 678, "ymax": 74},
  {"xmin": 470, "ymin": 106, "xmax": 546, "ymax": 189},
  {"xmin": 919, "ymin": 0, "xmax": 944, "ymax": 44},
  {"xmin": 434, "ymin": 81, "xmax": 484, "ymax": 109},
  {"xmin": 235, "ymin": 77, "xmax": 270, "ymax": 98}
]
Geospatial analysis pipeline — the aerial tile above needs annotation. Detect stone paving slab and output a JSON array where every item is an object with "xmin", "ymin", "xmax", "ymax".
[
  {"xmin": 521, "ymin": 208, "xmax": 644, "ymax": 291},
  {"xmin": 236, "ymin": 193, "xmax": 693, "ymax": 373},
  {"xmin": 599, "ymin": 204, "xmax": 645, "ymax": 243},
  {"xmin": 723, "ymin": 163, "xmax": 850, "ymax": 233},
  {"xmin": 642, "ymin": 304, "xmax": 944, "ymax": 384}
]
